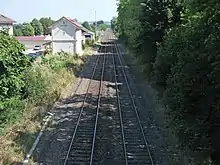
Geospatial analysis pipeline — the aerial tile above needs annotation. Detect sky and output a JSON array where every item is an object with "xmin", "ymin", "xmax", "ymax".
[{"xmin": 1, "ymin": 0, "xmax": 117, "ymax": 23}]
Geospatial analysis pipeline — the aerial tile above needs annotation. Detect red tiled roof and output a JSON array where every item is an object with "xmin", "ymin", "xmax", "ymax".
[
  {"xmin": 49, "ymin": 16, "xmax": 81, "ymax": 30},
  {"xmin": 52, "ymin": 16, "xmax": 94, "ymax": 34},
  {"xmin": 15, "ymin": 36, "xmax": 46, "ymax": 41},
  {"xmin": 63, "ymin": 17, "xmax": 81, "ymax": 29},
  {"xmin": 66, "ymin": 18, "xmax": 93, "ymax": 33},
  {"xmin": 0, "ymin": 14, "xmax": 16, "ymax": 24}
]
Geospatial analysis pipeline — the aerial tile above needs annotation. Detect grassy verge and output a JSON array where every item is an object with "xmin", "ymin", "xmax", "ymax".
[{"xmin": 0, "ymin": 53, "xmax": 85, "ymax": 165}]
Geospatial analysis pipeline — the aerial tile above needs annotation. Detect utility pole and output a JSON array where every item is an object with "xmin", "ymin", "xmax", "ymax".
[{"xmin": 94, "ymin": 10, "xmax": 97, "ymax": 40}]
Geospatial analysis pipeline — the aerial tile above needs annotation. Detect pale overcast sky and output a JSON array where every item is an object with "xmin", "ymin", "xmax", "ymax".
[{"xmin": 1, "ymin": 0, "xmax": 117, "ymax": 23}]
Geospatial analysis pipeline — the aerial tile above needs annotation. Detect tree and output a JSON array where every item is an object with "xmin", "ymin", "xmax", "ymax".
[
  {"xmin": 39, "ymin": 17, "xmax": 54, "ymax": 35},
  {"xmin": 117, "ymin": 0, "xmax": 220, "ymax": 164},
  {"xmin": 0, "ymin": 32, "xmax": 29, "ymax": 100},
  {"xmin": 13, "ymin": 24, "xmax": 23, "ymax": 36},
  {"xmin": 22, "ymin": 23, "xmax": 35, "ymax": 36},
  {"xmin": 111, "ymin": 17, "xmax": 117, "ymax": 32},
  {"xmin": 99, "ymin": 23, "xmax": 107, "ymax": 31},
  {"xmin": 31, "ymin": 18, "xmax": 43, "ymax": 35},
  {"xmin": 97, "ymin": 20, "xmax": 104, "ymax": 26},
  {"xmin": 0, "ymin": 31, "xmax": 30, "ymax": 133},
  {"xmin": 116, "ymin": 0, "xmax": 173, "ymax": 76},
  {"xmin": 90, "ymin": 23, "xmax": 96, "ymax": 32},
  {"xmin": 14, "ymin": 28, "xmax": 23, "ymax": 36},
  {"xmin": 82, "ymin": 21, "xmax": 92, "ymax": 30}
]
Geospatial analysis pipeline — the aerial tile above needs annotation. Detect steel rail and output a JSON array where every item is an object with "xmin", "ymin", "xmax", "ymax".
[
  {"xmin": 112, "ymin": 44, "xmax": 129, "ymax": 165},
  {"xmin": 115, "ymin": 43, "xmax": 155, "ymax": 165},
  {"xmin": 89, "ymin": 44, "xmax": 106, "ymax": 165},
  {"xmin": 63, "ymin": 46, "xmax": 102, "ymax": 165}
]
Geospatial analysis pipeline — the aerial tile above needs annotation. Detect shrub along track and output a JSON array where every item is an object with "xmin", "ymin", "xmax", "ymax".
[{"xmin": 34, "ymin": 39, "xmax": 172, "ymax": 165}]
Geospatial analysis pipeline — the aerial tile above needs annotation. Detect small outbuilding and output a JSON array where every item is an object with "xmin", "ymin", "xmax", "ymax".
[{"xmin": 15, "ymin": 35, "xmax": 51, "ymax": 50}]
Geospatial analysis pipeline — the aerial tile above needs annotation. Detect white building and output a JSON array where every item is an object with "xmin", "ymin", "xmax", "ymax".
[
  {"xmin": 0, "ymin": 14, "xmax": 15, "ymax": 36},
  {"xmin": 50, "ymin": 17, "xmax": 84, "ymax": 55}
]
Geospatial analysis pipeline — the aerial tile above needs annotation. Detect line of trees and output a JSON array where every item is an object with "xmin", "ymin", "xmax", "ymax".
[
  {"xmin": 14, "ymin": 18, "xmax": 109, "ymax": 36},
  {"xmin": 82, "ymin": 20, "xmax": 109, "ymax": 32},
  {"xmin": 14, "ymin": 17, "xmax": 54, "ymax": 36},
  {"xmin": 113, "ymin": 0, "xmax": 220, "ymax": 164}
]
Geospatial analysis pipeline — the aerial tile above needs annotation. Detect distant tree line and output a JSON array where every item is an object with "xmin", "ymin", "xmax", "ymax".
[
  {"xmin": 81, "ymin": 20, "xmax": 109, "ymax": 32},
  {"xmin": 14, "ymin": 18, "xmax": 109, "ymax": 36},
  {"xmin": 14, "ymin": 17, "xmax": 54, "ymax": 36}
]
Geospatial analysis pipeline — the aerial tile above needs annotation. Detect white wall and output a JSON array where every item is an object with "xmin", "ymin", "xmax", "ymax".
[
  {"xmin": 90, "ymin": 34, "xmax": 95, "ymax": 40},
  {"xmin": 0, "ymin": 24, "xmax": 13, "ymax": 36},
  {"xmin": 51, "ymin": 18, "xmax": 80, "ymax": 55},
  {"xmin": 75, "ymin": 30, "xmax": 83, "ymax": 55},
  {"xmin": 51, "ymin": 19, "xmax": 76, "ymax": 41},
  {"xmin": 52, "ymin": 41, "xmax": 75, "ymax": 54}
]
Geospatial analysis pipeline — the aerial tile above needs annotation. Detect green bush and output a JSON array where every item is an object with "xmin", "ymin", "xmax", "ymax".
[
  {"xmin": 0, "ymin": 98, "xmax": 25, "ymax": 135},
  {"xmin": 153, "ymin": 22, "xmax": 199, "ymax": 89},
  {"xmin": 41, "ymin": 53, "xmax": 78, "ymax": 70},
  {"xmin": 24, "ymin": 65, "xmax": 50, "ymax": 104},
  {"xmin": 157, "ymin": 16, "xmax": 220, "ymax": 164},
  {"xmin": 0, "ymin": 32, "xmax": 30, "ymax": 133},
  {"xmin": 0, "ymin": 47, "xmax": 80, "ymax": 133},
  {"xmin": 25, "ymin": 53, "xmax": 78, "ymax": 104},
  {"xmin": 0, "ymin": 33, "xmax": 30, "ymax": 100},
  {"xmin": 85, "ymin": 39, "xmax": 95, "ymax": 47}
]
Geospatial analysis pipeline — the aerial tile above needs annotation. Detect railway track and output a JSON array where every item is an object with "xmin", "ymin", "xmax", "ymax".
[
  {"xmin": 92, "ymin": 45, "xmax": 125, "ymax": 164},
  {"xmin": 63, "ymin": 40, "xmax": 155, "ymax": 165},
  {"xmin": 113, "ymin": 43, "xmax": 154, "ymax": 165},
  {"xmin": 63, "ymin": 46, "xmax": 106, "ymax": 165}
]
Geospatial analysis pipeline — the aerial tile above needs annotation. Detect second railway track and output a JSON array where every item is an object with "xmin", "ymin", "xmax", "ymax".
[{"xmin": 113, "ymin": 44, "xmax": 154, "ymax": 165}]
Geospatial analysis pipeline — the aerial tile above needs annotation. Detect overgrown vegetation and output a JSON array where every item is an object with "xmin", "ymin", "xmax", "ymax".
[
  {"xmin": 85, "ymin": 39, "xmax": 95, "ymax": 47},
  {"xmin": 0, "ymin": 32, "xmax": 84, "ymax": 164},
  {"xmin": 82, "ymin": 39, "xmax": 95, "ymax": 51},
  {"xmin": 114, "ymin": 0, "xmax": 220, "ymax": 164},
  {"xmin": 0, "ymin": 32, "xmax": 30, "ymax": 133}
]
